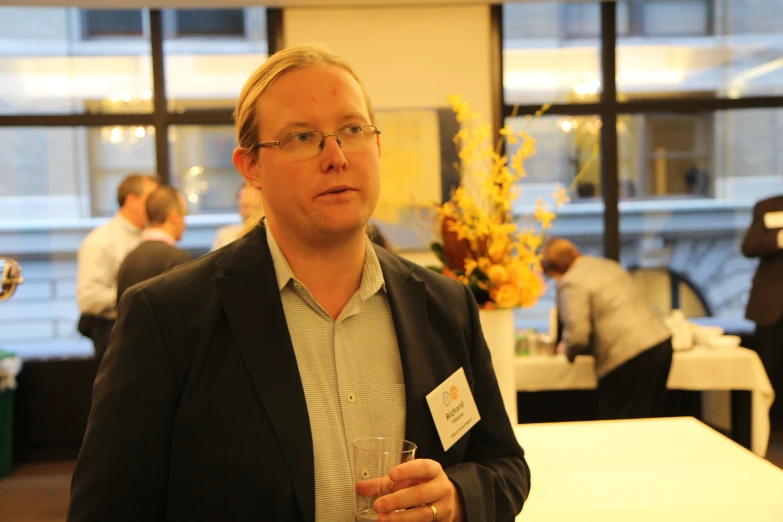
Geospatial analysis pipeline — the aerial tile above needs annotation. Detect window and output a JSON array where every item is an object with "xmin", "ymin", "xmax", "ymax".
[
  {"xmin": 81, "ymin": 9, "xmax": 143, "ymax": 38},
  {"xmin": 503, "ymin": 2, "xmax": 601, "ymax": 104},
  {"xmin": 563, "ymin": 1, "xmax": 630, "ymax": 39},
  {"xmin": 172, "ymin": 9, "xmax": 246, "ymax": 38},
  {"xmin": 164, "ymin": 8, "xmax": 267, "ymax": 112},
  {"xmin": 87, "ymin": 126, "xmax": 157, "ymax": 216},
  {"xmin": 618, "ymin": 114, "xmax": 713, "ymax": 198},
  {"xmin": 564, "ymin": 0, "xmax": 709, "ymax": 39}
]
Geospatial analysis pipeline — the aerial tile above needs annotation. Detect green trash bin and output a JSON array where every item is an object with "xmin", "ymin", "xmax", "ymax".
[{"xmin": 0, "ymin": 350, "xmax": 22, "ymax": 480}]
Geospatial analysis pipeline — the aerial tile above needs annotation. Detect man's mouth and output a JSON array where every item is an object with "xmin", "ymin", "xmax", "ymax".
[{"xmin": 320, "ymin": 185, "xmax": 355, "ymax": 196}]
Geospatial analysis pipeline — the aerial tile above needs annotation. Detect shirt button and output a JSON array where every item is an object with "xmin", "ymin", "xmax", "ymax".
[
  {"xmin": 347, "ymin": 392, "xmax": 356, "ymax": 403},
  {"xmin": 293, "ymin": 282, "xmax": 302, "ymax": 289}
]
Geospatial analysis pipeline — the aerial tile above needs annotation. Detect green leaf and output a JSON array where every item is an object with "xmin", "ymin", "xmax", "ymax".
[
  {"xmin": 472, "ymin": 266, "xmax": 489, "ymax": 282},
  {"xmin": 429, "ymin": 241, "xmax": 447, "ymax": 266}
]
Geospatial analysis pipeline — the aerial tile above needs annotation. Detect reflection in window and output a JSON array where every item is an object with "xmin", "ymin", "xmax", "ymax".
[{"xmin": 169, "ymin": 125, "xmax": 242, "ymax": 214}]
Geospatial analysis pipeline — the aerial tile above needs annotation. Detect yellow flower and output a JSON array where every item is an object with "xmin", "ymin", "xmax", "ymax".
[
  {"xmin": 551, "ymin": 185, "xmax": 570, "ymax": 207},
  {"xmin": 499, "ymin": 125, "xmax": 519, "ymax": 145},
  {"xmin": 434, "ymin": 96, "xmax": 563, "ymax": 310},
  {"xmin": 490, "ymin": 283, "xmax": 520, "ymax": 308},
  {"xmin": 463, "ymin": 257, "xmax": 478, "ymax": 277},
  {"xmin": 486, "ymin": 265, "xmax": 508, "ymax": 285},
  {"xmin": 535, "ymin": 198, "xmax": 556, "ymax": 229}
]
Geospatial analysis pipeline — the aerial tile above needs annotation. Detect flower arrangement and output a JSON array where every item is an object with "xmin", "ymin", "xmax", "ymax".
[{"xmin": 428, "ymin": 95, "xmax": 569, "ymax": 310}]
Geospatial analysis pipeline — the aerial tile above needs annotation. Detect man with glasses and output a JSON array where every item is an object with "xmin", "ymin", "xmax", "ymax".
[{"xmin": 69, "ymin": 45, "xmax": 529, "ymax": 522}]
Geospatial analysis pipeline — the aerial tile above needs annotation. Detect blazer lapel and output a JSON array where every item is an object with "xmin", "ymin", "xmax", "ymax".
[
  {"xmin": 377, "ymin": 249, "xmax": 436, "ymax": 453},
  {"xmin": 214, "ymin": 224, "xmax": 315, "ymax": 522}
]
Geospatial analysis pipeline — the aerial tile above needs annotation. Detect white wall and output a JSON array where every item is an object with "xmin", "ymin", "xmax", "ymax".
[{"xmin": 284, "ymin": 5, "xmax": 493, "ymax": 128}]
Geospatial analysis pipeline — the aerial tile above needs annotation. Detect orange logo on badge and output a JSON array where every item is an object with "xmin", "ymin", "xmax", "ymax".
[{"xmin": 450, "ymin": 386, "xmax": 459, "ymax": 400}]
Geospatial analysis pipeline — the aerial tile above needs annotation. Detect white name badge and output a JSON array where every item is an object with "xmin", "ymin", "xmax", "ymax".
[
  {"xmin": 425, "ymin": 367, "xmax": 481, "ymax": 451},
  {"xmin": 764, "ymin": 211, "xmax": 783, "ymax": 229}
]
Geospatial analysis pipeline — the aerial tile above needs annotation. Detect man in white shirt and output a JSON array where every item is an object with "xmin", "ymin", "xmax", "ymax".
[
  {"xmin": 211, "ymin": 182, "xmax": 264, "ymax": 250},
  {"xmin": 76, "ymin": 173, "xmax": 158, "ymax": 359}
]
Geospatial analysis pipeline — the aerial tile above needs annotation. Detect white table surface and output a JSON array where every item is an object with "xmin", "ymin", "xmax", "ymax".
[
  {"xmin": 514, "ymin": 417, "xmax": 783, "ymax": 521},
  {"xmin": 515, "ymin": 347, "xmax": 775, "ymax": 456}
]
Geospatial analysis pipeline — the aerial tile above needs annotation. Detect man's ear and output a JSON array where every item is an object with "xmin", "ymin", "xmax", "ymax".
[{"xmin": 232, "ymin": 147, "xmax": 263, "ymax": 191}]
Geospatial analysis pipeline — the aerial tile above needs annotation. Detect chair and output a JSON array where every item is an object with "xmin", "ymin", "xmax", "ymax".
[{"xmin": 628, "ymin": 266, "xmax": 713, "ymax": 318}]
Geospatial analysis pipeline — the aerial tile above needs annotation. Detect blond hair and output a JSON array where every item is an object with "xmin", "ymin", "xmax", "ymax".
[{"xmin": 234, "ymin": 44, "xmax": 376, "ymax": 150}]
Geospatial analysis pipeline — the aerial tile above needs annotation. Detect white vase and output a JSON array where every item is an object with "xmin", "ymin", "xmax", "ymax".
[{"xmin": 478, "ymin": 308, "xmax": 517, "ymax": 425}]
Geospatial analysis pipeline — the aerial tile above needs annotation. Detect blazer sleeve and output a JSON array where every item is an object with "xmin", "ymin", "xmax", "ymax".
[
  {"xmin": 68, "ymin": 286, "xmax": 178, "ymax": 522},
  {"xmin": 742, "ymin": 202, "xmax": 782, "ymax": 259},
  {"xmin": 444, "ymin": 284, "xmax": 531, "ymax": 522}
]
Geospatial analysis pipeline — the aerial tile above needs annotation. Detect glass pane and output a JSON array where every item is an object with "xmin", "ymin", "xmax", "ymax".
[
  {"xmin": 0, "ymin": 7, "xmax": 153, "ymax": 115},
  {"xmin": 174, "ymin": 9, "xmax": 246, "ymax": 37},
  {"xmin": 164, "ymin": 7, "xmax": 268, "ymax": 112},
  {"xmin": 82, "ymin": 9, "xmax": 143, "ymax": 38},
  {"xmin": 504, "ymin": 114, "xmax": 605, "ymax": 331},
  {"xmin": 88, "ymin": 126, "xmax": 157, "ymax": 216},
  {"xmin": 616, "ymin": 113, "xmax": 714, "ymax": 199},
  {"xmin": 642, "ymin": 1, "xmax": 709, "ymax": 37},
  {"xmin": 619, "ymin": 108, "xmax": 783, "ymax": 322},
  {"xmin": 618, "ymin": 0, "xmax": 783, "ymax": 99},
  {"xmin": 169, "ymin": 125, "xmax": 243, "ymax": 214},
  {"xmin": 502, "ymin": 2, "xmax": 601, "ymax": 105}
]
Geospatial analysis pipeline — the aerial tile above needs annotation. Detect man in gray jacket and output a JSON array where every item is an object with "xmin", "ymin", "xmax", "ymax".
[{"xmin": 541, "ymin": 238, "xmax": 673, "ymax": 419}]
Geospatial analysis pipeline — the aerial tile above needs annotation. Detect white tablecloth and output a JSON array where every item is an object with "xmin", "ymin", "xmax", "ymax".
[
  {"xmin": 514, "ymin": 417, "xmax": 783, "ymax": 521},
  {"xmin": 515, "ymin": 347, "xmax": 775, "ymax": 456}
]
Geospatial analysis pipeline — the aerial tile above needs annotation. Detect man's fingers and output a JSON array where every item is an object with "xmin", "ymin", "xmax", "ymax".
[
  {"xmin": 356, "ymin": 475, "xmax": 396, "ymax": 497},
  {"xmin": 389, "ymin": 459, "xmax": 442, "ymax": 482}
]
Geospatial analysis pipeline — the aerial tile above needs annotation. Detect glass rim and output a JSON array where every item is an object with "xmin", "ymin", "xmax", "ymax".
[{"xmin": 351, "ymin": 437, "xmax": 417, "ymax": 454}]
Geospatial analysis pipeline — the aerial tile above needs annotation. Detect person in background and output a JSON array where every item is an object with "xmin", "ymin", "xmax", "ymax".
[
  {"xmin": 541, "ymin": 237, "xmax": 673, "ymax": 420},
  {"xmin": 367, "ymin": 221, "xmax": 392, "ymax": 250},
  {"xmin": 741, "ymin": 190, "xmax": 783, "ymax": 427},
  {"xmin": 116, "ymin": 186, "xmax": 192, "ymax": 302},
  {"xmin": 684, "ymin": 166, "xmax": 710, "ymax": 196},
  {"xmin": 68, "ymin": 44, "xmax": 529, "ymax": 522},
  {"xmin": 211, "ymin": 182, "xmax": 264, "ymax": 250},
  {"xmin": 76, "ymin": 173, "xmax": 158, "ymax": 360}
]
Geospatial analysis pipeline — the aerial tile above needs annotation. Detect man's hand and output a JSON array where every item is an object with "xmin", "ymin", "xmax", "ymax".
[{"xmin": 355, "ymin": 459, "xmax": 464, "ymax": 522}]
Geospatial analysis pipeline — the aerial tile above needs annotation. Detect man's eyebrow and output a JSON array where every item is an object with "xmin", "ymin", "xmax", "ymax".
[
  {"xmin": 338, "ymin": 113, "xmax": 369, "ymax": 124},
  {"xmin": 277, "ymin": 121, "xmax": 314, "ymax": 134}
]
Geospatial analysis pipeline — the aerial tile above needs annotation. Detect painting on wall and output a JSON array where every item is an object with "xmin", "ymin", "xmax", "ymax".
[{"xmin": 371, "ymin": 107, "xmax": 460, "ymax": 251}]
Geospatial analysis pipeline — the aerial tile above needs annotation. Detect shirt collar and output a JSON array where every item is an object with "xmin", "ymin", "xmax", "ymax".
[
  {"xmin": 142, "ymin": 228, "xmax": 176, "ymax": 246},
  {"xmin": 264, "ymin": 219, "xmax": 386, "ymax": 298},
  {"xmin": 115, "ymin": 212, "xmax": 142, "ymax": 236}
]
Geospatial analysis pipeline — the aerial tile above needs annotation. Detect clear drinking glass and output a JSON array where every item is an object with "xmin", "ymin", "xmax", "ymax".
[{"xmin": 353, "ymin": 437, "xmax": 417, "ymax": 522}]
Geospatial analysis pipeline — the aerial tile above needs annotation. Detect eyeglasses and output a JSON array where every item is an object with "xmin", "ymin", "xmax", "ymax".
[
  {"xmin": 0, "ymin": 257, "xmax": 24, "ymax": 302},
  {"xmin": 251, "ymin": 124, "xmax": 381, "ymax": 159}
]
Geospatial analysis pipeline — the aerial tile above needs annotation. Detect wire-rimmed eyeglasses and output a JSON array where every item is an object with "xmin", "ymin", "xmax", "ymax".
[{"xmin": 250, "ymin": 123, "xmax": 381, "ymax": 159}]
